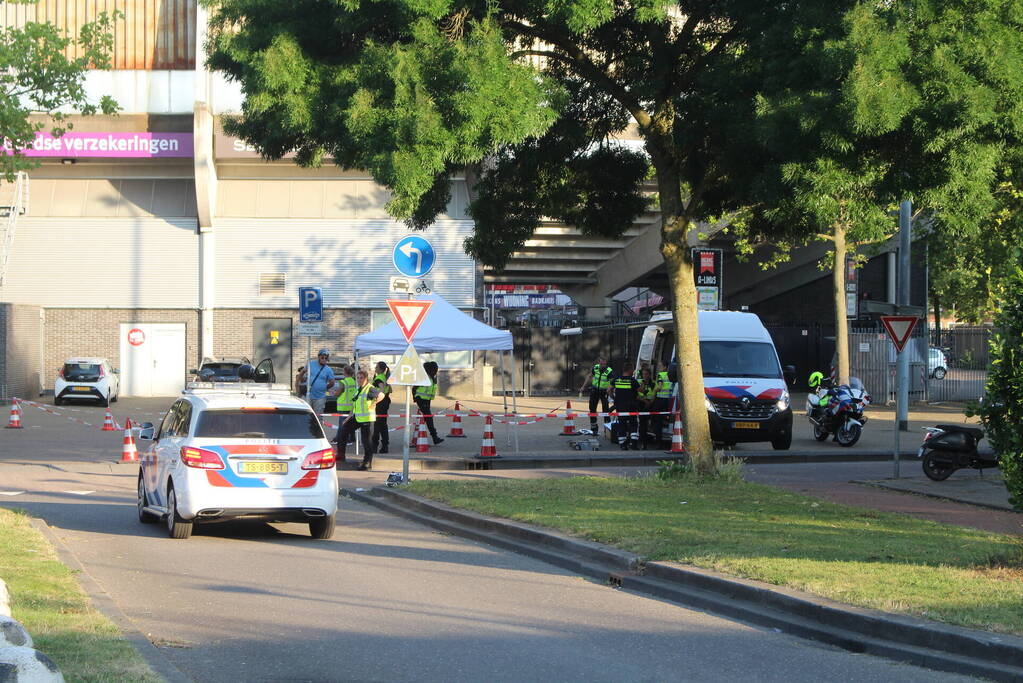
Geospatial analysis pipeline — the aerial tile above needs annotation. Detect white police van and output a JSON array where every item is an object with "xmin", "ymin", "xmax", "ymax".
[
  {"xmin": 636, "ymin": 310, "xmax": 794, "ymax": 450},
  {"xmin": 136, "ymin": 382, "xmax": 338, "ymax": 539}
]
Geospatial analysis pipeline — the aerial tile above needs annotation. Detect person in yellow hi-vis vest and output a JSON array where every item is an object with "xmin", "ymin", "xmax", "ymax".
[
  {"xmin": 413, "ymin": 361, "xmax": 444, "ymax": 445},
  {"xmin": 650, "ymin": 366, "xmax": 674, "ymax": 446},
  {"xmin": 331, "ymin": 365, "xmax": 358, "ymax": 445},
  {"xmin": 335, "ymin": 370, "xmax": 382, "ymax": 470},
  {"xmin": 579, "ymin": 357, "xmax": 613, "ymax": 434}
]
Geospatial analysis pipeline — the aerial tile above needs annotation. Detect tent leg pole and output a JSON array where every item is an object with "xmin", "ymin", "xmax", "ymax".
[
  {"xmin": 509, "ymin": 350, "xmax": 520, "ymax": 453},
  {"xmin": 500, "ymin": 351, "xmax": 510, "ymax": 446}
]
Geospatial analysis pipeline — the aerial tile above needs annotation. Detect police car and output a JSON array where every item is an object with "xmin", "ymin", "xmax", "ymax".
[{"xmin": 135, "ymin": 381, "xmax": 338, "ymax": 539}]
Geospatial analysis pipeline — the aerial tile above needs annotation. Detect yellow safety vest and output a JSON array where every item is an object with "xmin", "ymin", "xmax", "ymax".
[
  {"xmin": 414, "ymin": 381, "xmax": 437, "ymax": 401},
  {"xmin": 337, "ymin": 376, "xmax": 357, "ymax": 410},
  {"xmin": 374, "ymin": 371, "xmax": 391, "ymax": 395},
  {"xmin": 591, "ymin": 365, "xmax": 612, "ymax": 389},
  {"xmin": 638, "ymin": 379, "xmax": 656, "ymax": 401},
  {"xmin": 353, "ymin": 384, "xmax": 374, "ymax": 423},
  {"xmin": 656, "ymin": 371, "xmax": 672, "ymax": 398}
]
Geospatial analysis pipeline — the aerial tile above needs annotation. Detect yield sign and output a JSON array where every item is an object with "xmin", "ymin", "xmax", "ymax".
[
  {"xmin": 386, "ymin": 299, "xmax": 433, "ymax": 343},
  {"xmin": 880, "ymin": 315, "xmax": 919, "ymax": 353}
]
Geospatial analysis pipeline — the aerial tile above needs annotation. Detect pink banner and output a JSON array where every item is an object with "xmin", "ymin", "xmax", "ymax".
[{"xmin": 3, "ymin": 132, "xmax": 193, "ymax": 158}]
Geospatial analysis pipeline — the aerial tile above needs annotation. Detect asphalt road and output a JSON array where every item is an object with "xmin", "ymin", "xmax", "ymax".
[{"xmin": 0, "ymin": 400, "xmax": 983, "ymax": 682}]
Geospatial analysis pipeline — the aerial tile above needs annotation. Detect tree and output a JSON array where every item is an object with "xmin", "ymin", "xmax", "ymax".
[
  {"xmin": 0, "ymin": 5, "xmax": 118, "ymax": 180},
  {"xmin": 208, "ymin": 0, "xmax": 928, "ymax": 470},
  {"xmin": 732, "ymin": 0, "xmax": 1023, "ymax": 386},
  {"xmin": 973, "ymin": 247, "xmax": 1023, "ymax": 510}
]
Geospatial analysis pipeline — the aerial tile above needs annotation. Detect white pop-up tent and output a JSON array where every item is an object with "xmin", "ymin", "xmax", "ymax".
[{"xmin": 353, "ymin": 293, "xmax": 521, "ymax": 451}]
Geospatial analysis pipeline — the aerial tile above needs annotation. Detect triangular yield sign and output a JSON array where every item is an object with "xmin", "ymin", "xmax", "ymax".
[
  {"xmin": 386, "ymin": 299, "xmax": 433, "ymax": 343},
  {"xmin": 880, "ymin": 315, "xmax": 919, "ymax": 353}
]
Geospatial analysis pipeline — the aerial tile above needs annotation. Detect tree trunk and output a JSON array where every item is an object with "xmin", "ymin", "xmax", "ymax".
[
  {"xmin": 649, "ymin": 152, "xmax": 714, "ymax": 473},
  {"xmin": 833, "ymin": 221, "xmax": 850, "ymax": 386}
]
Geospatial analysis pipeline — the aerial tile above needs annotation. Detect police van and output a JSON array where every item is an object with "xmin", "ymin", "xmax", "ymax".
[{"xmin": 636, "ymin": 310, "xmax": 794, "ymax": 450}]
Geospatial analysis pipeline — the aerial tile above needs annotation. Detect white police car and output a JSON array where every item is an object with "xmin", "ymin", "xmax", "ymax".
[{"xmin": 136, "ymin": 382, "xmax": 338, "ymax": 539}]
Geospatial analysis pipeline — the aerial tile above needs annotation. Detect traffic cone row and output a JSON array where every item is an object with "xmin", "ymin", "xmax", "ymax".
[
  {"xmin": 478, "ymin": 414, "xmax": 497, "ymax": 458},
  {"xmin": 560, "ymin": 400, "xmax": 578, "ymax": 436},
  {"xmin": 448, "ymin": 401, "xmax": 466, "ymax": 437},
  {"xmin": 120, "ymin": 418, "xmax": 139, "ymax": 463},
  {"xmin": 101, "ymin": 408, "xmax": 117, "ymax": 431},
  {"xmin": 414, "ymin": 416, "xmax": 431, "ymax": 453},
  {"xmin": 668, "ymin": 412, "xmax": 685, "ymax": 453},
  {"xmin": 5, "ymin": 399, "xmax": 22, "ymax": 429}
]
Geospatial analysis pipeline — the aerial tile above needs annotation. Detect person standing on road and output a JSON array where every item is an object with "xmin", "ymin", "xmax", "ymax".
[
  {"xmin": 332, "ymin": 365, "xmax": 358, "ymax": 445},
  {"xmin": 637, "ymin": 366, "xmax": 656, "ymax": 449},
  {"xmin": 413, "ymin": 361, "xmax": 444, "ymax": 445},
  {"xmin": 305, "ymin": 349, "xmax": 336, "ymax": 420},
  {"xmin": 372, "ymin": 361, "xmax": 391, "ymax": 454},
  {"xmin": 580, "ymin": 357, "xmax": 613, "ymax": 434},
  {"xmin": 610, "ymin": 365, "xmax": 641, "ymax": 450},
  {"xmin": 650, "ymin": 365, "xmax": 673, "ymax": 445},
  {"xmin": 336, "ymin": 370, "xmax": 382, "ymax": 470}
]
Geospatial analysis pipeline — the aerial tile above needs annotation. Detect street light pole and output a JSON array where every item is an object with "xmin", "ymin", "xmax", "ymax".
[{"xmin": 897, "ymin": 200, "xmax": 912, "ymax": 433}]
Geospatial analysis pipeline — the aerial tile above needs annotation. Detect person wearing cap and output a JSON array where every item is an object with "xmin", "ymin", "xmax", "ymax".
[{"xmin": 304, "ymin": 349, "xmax": 336, "ymax": 419}]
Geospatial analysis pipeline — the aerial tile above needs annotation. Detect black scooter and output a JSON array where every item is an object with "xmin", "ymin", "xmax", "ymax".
[{"xmin": 917, "ymin": 424, "xmax": 998, "ymax": 481}]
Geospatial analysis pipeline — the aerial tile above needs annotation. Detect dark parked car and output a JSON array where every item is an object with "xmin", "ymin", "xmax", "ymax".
[{"xmin": 190, "ymin": 357, "xmax": 275, "ymax": 384}]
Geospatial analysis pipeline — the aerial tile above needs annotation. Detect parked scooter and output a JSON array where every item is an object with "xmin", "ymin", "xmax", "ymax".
[
  {"xmin": 806, "ymin": 372, "xmax": 870, "ymax": 447},
  {"xmin": 917, "ymin": 424, "xmax": 997, "ymax": 481}
]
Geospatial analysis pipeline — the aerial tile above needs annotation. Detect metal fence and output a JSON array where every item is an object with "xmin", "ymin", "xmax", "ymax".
[{"xmin": 846, "ymin": 323, "xmax": 990, "ymax": 405}]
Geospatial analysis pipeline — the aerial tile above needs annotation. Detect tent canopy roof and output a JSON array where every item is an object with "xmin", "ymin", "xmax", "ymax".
[{"xmin": 354, "ymin": 293, "xmax": 512, "ymax": 355}]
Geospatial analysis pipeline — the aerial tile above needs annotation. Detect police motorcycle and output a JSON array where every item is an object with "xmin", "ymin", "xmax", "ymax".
[
  {"xmin": 806, "ymin": 372, "xmax": 869, "ymax": 447},
  {"xmin": 918, "ymin": 424, "xmax": 995, "ymax": 481}
]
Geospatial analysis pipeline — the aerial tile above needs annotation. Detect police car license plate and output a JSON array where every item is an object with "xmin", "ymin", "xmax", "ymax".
[
  {"xmin": 71, "ymin": 386, "xmax": 91, "ymax": 392},
  {"xmin": 733, "ymin": 422, "xmax": 760, "ymax": 430},
  {"xmin": 240, "ymin": 461, "xmax": 287, "ymax": 474}
]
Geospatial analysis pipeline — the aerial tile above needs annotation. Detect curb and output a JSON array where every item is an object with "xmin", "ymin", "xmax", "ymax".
[
  {"xmin": 853, "ymin": 479, "xmax": 1019, "ymax": 514},
  {"xmin": 29, "ymin": 519, "xmax": 193, "ymax": 683},
  {"xmin": 348, "ymin": 486, "xmax": 1023, "ymax": 682},
  {"xmin": 363, "ymin": 450, "xmax": 924, "ymax": 471}
]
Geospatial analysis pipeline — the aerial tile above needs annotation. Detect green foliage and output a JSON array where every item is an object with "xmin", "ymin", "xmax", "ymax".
[
  {"xmin": 973, "ymin": 250, "xmax": 1023, "ymax": 510},
  {"xmin": 0, "ymin": 10, "xmax": 119, "ymax": 180},
  {"xmin": 655, "ymin": 459, "xmax": 690, "ymax": 480}
]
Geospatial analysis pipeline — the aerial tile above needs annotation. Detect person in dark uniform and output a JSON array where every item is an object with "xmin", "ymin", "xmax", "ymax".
[
  {"xmin": 580, "ymin": 357, "xmax": 613, "ymax": 434},
  {"xmin": 372, "ymin": 361, "xmax": 391, "ymax": 454},
  {"xmin": 636, "ymin": 366, "xmax": 656, "ymax": 449},
  {"xmin": 610, "ymin": 365, "xmax": 641, "ymax": 450},
  {"xmin": 413, "ymin": 361, "xmax": 444, "ymax": 445}
]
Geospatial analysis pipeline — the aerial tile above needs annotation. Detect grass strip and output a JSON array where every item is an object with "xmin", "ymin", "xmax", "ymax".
[
  {"xmin": 0, "ymin": 507, "xmax": 160, "ymax": 682},
  {"xmin": 408, "ymin": 474, "xmax": 1023, "ymax": 634}
]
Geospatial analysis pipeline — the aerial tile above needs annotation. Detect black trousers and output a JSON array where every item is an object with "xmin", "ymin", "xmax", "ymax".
[
  {"xmin": 373, "ymin": 396, "xmax": 390, "ymax": 451},
  {"xmin": 650, "ymin": 397, "xmax": 670, "ymax": 444},
  {"xmin": 616, "ymin": 405, "xmax": 638, "ymax": 443},
  {"xmin": 414, "ymin": 397, "xmax": 439, "ymax": 439},
  {"xmin": 588, "ymin": 389, "xmax": 608, "ymax": 430},
  {"xmin": 337, "ymin": 418, "xmax": 375, "ymax": 465}
]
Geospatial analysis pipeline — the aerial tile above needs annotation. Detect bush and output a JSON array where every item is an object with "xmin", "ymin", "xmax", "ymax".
[{"xmin": 972, "ymin": 255, "xmax": 1023, "ymax": 510}]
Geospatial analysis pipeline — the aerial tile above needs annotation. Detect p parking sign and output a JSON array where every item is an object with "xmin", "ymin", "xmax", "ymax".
[{"xmin": 299, "ymin": 287, "xmax": 323, "ymax": 322}]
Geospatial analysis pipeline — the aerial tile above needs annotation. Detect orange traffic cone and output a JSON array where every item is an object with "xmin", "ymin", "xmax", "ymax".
[
  {"xmin": 120, "ymin": 418, "xmax": 139, "ymax": 463},
  {"xmin": 560, "ymin": 400, "xmax": 578, "ymax": 436},
  {"xmin": 448, "ymin": 401, "xmax": 466, "ymax": 437},
  {"xmin": 101, "ymin": 409, "xmax": 117, "ymax": 431},
  {"xmin": 5, "ymin": 399, "xmax": 22, "ymax": 429},
  {"xmin": 668, "ymin": 412, "xmax": 685, "ymax": 453},
  {"xmin": 478, "ymin": 414, "xmax": 498, "ymax": 458},
  {"xmin": 414, "ymin": 416, "xmax": 431, "ymax": 453}
]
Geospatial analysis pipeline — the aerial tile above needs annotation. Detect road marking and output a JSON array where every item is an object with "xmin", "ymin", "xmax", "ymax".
[
  {"xmin": 64, "ymin": 490, "xmax": 95, "ymax": 496},
  {"xmin": 0, "ymin": 491, "xmax": 25, "ymax": 496}
]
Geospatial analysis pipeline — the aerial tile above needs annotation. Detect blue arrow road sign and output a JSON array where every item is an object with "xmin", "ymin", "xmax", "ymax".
[
  {"xmin": 392, "ymin": 235, "xmax": 436, "ymax": 278},
  {"xmin": 298, "ymin": 286, "xmax": 323, "ymax": 322}
]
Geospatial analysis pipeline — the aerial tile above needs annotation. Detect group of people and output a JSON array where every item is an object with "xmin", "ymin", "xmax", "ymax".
[
  {"xmin": 581, "ymin": 357, "xmax": 673, "ymax": 450},
  {"xmin": 296, "ymin": 349, "xmax": 443, "ymax": 470}
]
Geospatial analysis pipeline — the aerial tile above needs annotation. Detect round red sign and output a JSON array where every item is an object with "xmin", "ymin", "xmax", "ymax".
[{"xmin": 127, "ymin": 328, "xmax": 146, "ymax": 346}]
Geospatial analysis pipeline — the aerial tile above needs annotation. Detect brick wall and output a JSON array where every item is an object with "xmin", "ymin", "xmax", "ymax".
[
  {"xmin": 42, "ymin": 309, "xmax": 200, "ymax": 389},
  {"xmin": 0, "ymin": 304, "xmax": 42, "ymax": 400}
]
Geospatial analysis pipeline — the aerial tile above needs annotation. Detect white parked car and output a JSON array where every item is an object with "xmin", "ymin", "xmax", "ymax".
[
  {"xmin": 928, "ymin": 347, "xmax": 948, "ymax": 380},
  {"xmin": 136, "ymin": 382, "xmax": 338, "ymax": 539},
  {"xmin": 54, "ymin": 357, "xmax": 119, "ymax": 406}
]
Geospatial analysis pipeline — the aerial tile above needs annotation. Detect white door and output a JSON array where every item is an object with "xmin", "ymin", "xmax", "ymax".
[{"xmin": 119, "ymin": 323, "xmax": 186, "ymax": 396}]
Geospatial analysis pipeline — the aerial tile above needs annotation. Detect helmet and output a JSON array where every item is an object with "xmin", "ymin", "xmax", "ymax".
[{"xmin": 808, "ymin": 371, "xmax": 824, "ymax": 388}]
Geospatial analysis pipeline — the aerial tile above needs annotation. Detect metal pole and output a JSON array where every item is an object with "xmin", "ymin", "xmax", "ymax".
[
  {"xmin": 499, "ymin": 349, "xmax": 510, "ymax": 445},
  {"xmin": 509, "ymin": 349, "xmax": 520, "ymax": 453},
  {"xmin": 402, "ymin": 384, "xmax": 411, "ymax": 482},
  {"xmin": 897, "ymin": 199, "xmax": 912, "ymax": 433}
]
